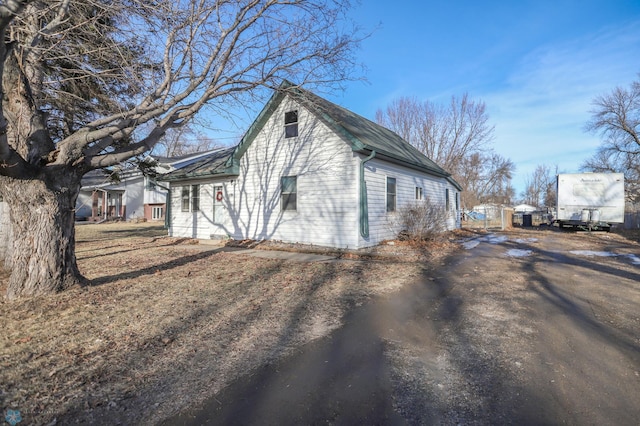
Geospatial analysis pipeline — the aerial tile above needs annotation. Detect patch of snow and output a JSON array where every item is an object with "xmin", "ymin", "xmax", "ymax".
[
  {"xmin": 462, "ymin": 240, "xmax": 481, "ymax": 249},
  {"xmin": 461, "ymin": 233, "xmax": 509, "ymax": 249},
  {"xmin": 485, "ymin": 235, "xmax": 509, "ymax": 244},
  {"xmin": 505, "ymin": 249, "xmax": 532, "ymax": 257},
  {"xmin": 625, "ymin": 254, "xmax": 640, "ymax": 265},
  {"xmin": 569, "ymin": 250, "xmax": 617, "ymax": 257},
  {"xmin": 515, "ymin": 238, "xmax": 538, "ymax": 244}
]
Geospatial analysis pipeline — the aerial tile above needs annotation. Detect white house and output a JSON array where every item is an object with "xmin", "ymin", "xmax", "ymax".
[
  {"xmin": 76, "ymin": 150, "xmax": 219, "ymax": 223},
  {"xmin": 160, "ymin": 82, "xmax": 462, "ymax": 249}
]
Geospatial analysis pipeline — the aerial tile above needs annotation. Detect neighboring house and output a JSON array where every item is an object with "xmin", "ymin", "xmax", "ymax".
[
  {"xmin": 513, "ymin": 203, "xmax": 537, "ymax": 213},
  {"xmin": 160, "ymin": 82, "xmax": 462, "ymax": 249},
  {"xmin": 76, "ymin": 150, "xmax": 220, "ymax": 222}
]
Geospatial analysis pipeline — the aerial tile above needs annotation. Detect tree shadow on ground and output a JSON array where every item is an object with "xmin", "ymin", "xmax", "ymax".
[{"xmin": 85, "ymin": 245, "xmax": 243, "ymax": 287}]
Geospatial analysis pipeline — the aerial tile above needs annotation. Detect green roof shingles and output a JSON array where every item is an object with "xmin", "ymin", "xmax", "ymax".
[
  {"xmin": 161, "ymin": 82, "xmax": 461, "ymax": 190},
  {"xmin": 160, "ymin": 146, "xmax": 237, "ymax": 181}
]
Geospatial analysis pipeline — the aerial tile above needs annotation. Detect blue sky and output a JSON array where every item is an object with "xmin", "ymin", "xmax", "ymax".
[{"xmin": 208, "ymin": 1, "xmax": 640, "ymax": 199}]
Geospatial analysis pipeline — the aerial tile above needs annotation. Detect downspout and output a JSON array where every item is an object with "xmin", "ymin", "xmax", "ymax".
[
  {"xmin": 359, "ymin": 150, "xmax": 376, "ymax": 238},
  {"xmin": 154, "ymin": 182, "xmax": 171, "ymax": 230}
]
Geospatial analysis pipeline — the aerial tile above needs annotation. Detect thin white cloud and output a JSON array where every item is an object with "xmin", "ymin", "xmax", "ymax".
[{"xmin": 483, "ymin": 20, "xmax": 640, "ymax": 194}]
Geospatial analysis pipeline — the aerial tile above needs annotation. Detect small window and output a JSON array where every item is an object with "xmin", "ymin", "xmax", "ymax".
[
  {"xmin": 281, "ymin": 176, "xmax": 297, "ymax": 211},
  {"xmin": 152, "ymin": 206, "xmax": 164, "ymax": 220},
  {"xmin": 386, "ymin": 177, "xmax": 396, "ymax": 212},
  {"xmin": 181, "ymin": 187, "xmax": 190, "ymax": 212},
  {"xmin": 285, "ymin": 110, "xmax": 298, "ymax": 138},
  {"xmin": 191, "ymin": 184, "xmax": 200, "ymax": 211},
  {"xmin": 455, "ymin": 192, "xmax": 460, "ymax": 211},
  {"xmin": 445, "ymin": 188, "xmax": 450, "ymax": 211},
  {"xmin": 415, "ymin": 187, "xmax": 423, "ymax": 200}
]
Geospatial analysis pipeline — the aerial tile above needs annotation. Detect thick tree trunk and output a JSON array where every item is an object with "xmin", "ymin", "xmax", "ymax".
[{"xmin": 3, "ymin": 174, "xmax": 84, "ymax": 299}]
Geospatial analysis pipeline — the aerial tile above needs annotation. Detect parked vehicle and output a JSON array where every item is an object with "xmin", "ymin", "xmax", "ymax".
[{"xmin": 555, "ymin": 173, "xmax": 625, "ymax": 231}]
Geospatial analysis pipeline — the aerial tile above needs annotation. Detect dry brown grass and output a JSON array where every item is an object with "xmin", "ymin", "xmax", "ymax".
[{"xmin": 0, "ymin": 222, "xmax": 458, "ymax": 425}]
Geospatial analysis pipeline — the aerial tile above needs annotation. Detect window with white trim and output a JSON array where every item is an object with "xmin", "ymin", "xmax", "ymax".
[
  {"xmin": 284, "ymin": 110, "xmax": 298, "ymax": 138},
  {"xmin": 415, "ymin": 186, "xmax": 423, "ymax": 200},
  {"xmin": 181, "ymin": 185, "xmax": 200, "ymax": 212},
  {"xmin": 281, "ymin": 176, "xmax": 297, "ymax": 211},
  {"xmin": 181, "ymin": 187, "xmax": 190, "ymax": 212},
  {"xmin": 152, "ymin": 206, "xmax": 164, "ymax": 220},
  {"xmin": 191, "ymin": 185, "xmax": 200, "ymax": 211}
]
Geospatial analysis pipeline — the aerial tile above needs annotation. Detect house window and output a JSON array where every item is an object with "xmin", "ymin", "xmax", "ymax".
[
  {"xmin": 281, "ymin": 176, "xmax": 297, "ymax": 211},
  {"xmin": 455, "ymin": 192, "xmax": 460, "ymax": 211},
  {"xmin": 181, "ymin": 185, "xmax": 200, "ymax": 212},
  {"xmin": 181, "ymin": 187, "xmax": 190, "ymax": 212},
  {"xmin": 415, "ymin": 187, "xmax": 423, "ymax": 200},
  {"xmin": 285, "ymin": 110, "xmax": 298, "ymax": 138},
  {"xmin": 445, "ymin": 188, "xmax": 450, "ymax": 211},
  {"xmin": 152, "ymin": 206, "xmax": 164, "ymax": 220},
  {"xmin": 191, "ymin": 185, "xmax": 200, "ymax": 211},
  {"xmin": 386, "ymin": 177, "xmax": 396, "ymax": 212}
]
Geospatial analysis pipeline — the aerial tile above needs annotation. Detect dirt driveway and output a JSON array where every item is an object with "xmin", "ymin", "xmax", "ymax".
[{"xmin": 167, "ymin": 229, "xmax": 640, "ymax": 425}]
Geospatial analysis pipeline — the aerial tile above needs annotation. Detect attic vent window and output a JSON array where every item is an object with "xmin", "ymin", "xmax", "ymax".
[{"xmin": 284, "ymin": 110, "xmax": 298, "ymax": 138}]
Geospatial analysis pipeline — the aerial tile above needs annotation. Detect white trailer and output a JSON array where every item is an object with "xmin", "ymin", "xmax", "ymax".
[{"xmin": 556, "ymin": 173, "xmax": 625, "ymax": 231}]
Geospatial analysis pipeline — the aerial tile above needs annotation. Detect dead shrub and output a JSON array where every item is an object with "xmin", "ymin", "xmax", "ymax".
[{"xmin": 392, "ymin": 199, "xmax": 449, "ymax": 242}]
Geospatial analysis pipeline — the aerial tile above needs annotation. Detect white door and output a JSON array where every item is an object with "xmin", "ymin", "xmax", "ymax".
[{"xmin": 212, "ymin": 185, "xmax": 230, "ymax": 237}]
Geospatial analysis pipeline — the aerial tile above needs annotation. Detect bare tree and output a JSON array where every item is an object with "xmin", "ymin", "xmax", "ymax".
[
  {"xmin": 152, "ymin": 123, "xmax": 223, "ymax": 158},
  {"xmin": 0, "ymin": 0, "xmax": 364, "ymax": 299},
  {"xmin": 376, "ymin": 94, "xmax": 494, "ymax": 172},
  {"xmin": 522, "ymin": 164, "xmax": 556, "ymax": 208},
  {"xmin": 459, "ymin": 152, "xmax": 515, "ymax": 207},
  {"xmin": 376, "ymin": 94, "xmax": 514, "ymax": 207},
  {"xmin": 583, "ymin": 75, "xmax": 640, "ymax": 205},
  {"xmin": 582, "ymin": 149, "xmax": 640, "ymax": 205}
]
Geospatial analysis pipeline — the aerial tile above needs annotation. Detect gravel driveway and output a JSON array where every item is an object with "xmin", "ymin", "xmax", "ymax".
[{"xmin": 166, "ymin": 228, "xmax": 640, "ymax": 425}]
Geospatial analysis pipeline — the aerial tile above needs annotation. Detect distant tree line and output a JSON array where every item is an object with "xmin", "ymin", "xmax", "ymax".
[{"xmin": 376, "ymin": 94, "xmax": 515, "ymax": 209}]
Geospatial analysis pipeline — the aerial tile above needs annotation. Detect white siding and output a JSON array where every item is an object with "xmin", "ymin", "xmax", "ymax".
[
  {"xmin": 76, "ymin": 191, "xmax": 92, "ymax": 218},
  {"xmin": 122, "ymin": 176, "xmax": 144, "ymax": 220},
  {"xmin": 359, "ymin": 158, "xmax": 459, "ymax": 247},
  {"xmin": 168, "ymin": 94, "xmax": 460, "ymax": 248},
  {"xmin": 229, "ymin": 97, "xmax": 359, "ymax": 248},
  {"xmin": 144, "ymin": 176, "xmax": 169, "ymax": 205},
  {"xmin": 169, "ymin": 179, "xmax": 231, "ymax": 239},
  {"xmin": 169, "ymin": 96, "xmax": 359, "ymax": 247}
]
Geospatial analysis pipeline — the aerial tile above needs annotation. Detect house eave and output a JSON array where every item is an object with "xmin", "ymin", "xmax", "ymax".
[
  {"xmin": 159, "ymin": 169, "xmax": 239, "ymax": 183},
  {"xmin": 356, "ymin": 148, "xmax": 449, "ymax": 178}
]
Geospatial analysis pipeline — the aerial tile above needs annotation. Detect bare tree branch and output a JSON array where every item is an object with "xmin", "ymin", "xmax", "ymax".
[
  {"xmin": 583, "ymin": 74, "xmax": 640, "ymax": 205},
  {"xmin": 376, "ymin": 93, "xmax": 508, "ymax": 207}
]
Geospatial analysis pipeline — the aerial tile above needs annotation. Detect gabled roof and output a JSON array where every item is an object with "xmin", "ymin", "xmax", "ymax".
[
  {"xmin": 285, "ymin": 82, "xmax": 452, "ymax": 178},
  {"xmin": 161, "ymin": 81, "xmax": 462, "ymax": 190},
  {"xmin": 81, "ymin": 148, "xmax": 230, "ymax": 188},
  {"xmin": 159, "ymin": 146, "xmax": 237, "ymax": 181}
]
